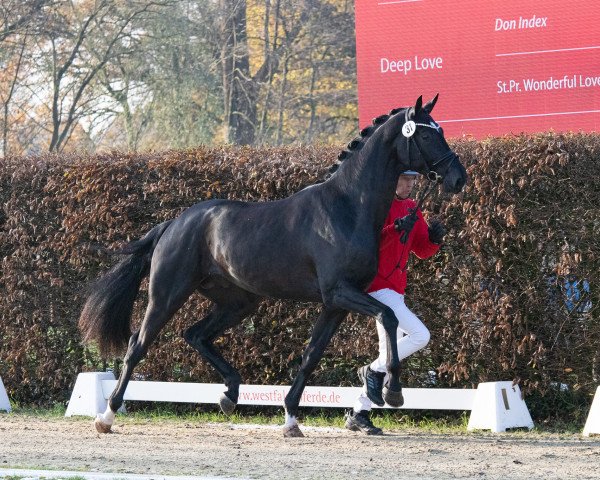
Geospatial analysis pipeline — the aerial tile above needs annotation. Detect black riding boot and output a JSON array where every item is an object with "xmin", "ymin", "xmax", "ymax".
[
  {"xmin": 358, "ymin": 365, "xmax": 385, "ymax": 407},
  {"xmin": 345, "ymin": 409, "xmax": 383, "ymax": 435}
]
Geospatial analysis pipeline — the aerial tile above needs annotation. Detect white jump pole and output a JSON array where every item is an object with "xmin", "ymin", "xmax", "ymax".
[{"xmin": 66, "ymin": 372, "xmax": 535, "ymax": 432}]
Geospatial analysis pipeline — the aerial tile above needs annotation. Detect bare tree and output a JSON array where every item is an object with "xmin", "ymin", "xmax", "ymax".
[
  {"xmin": 96, "ymin": 61, "xmax": 153, "ymax": 152},
  {"xmin": 119, "ymin": 0, "xmax": 223, "ymax": 150},
  {"xmin": 0, "ymin": 36, "xmax": 26, "ymax": 156},
  {"xmin": 0, "ymin": 0, "xmax": 53, "ymax": 155},
  {"xmin": 273, "ymin": 0, "xmax": 357, "ymax": 144},
  {"xmin": 1, "ymin": 0, "xmax": 358, "ymax": 153},
  {"xmin": 218, "ymin": 0, "xmax": 317, "ymax": 145},
  {"xmin": 40, "ymin": 0, "xmax": 167, "ymax": 152},
  {"xmin": 0, "ymin": 0, "xmax": 50, "ymax": 43}
]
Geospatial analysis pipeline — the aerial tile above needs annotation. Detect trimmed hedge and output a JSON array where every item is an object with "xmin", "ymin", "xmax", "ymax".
[{"xmin": 0, "ymin": 135, "xmax": 598, "ymax": 421}]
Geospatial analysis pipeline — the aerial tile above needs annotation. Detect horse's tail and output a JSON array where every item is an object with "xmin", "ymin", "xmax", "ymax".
[{"xmin": 78, "ymin": 220, "xmax": 173, "ymax": 358}]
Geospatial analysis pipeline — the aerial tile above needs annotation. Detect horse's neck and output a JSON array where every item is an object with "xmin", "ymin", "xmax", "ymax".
[{"xmin": 329, "ymin": 129, "xmax": 404, "ymax": 230}]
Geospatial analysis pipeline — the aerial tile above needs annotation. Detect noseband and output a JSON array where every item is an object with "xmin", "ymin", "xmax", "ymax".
[{"xmin": 402, "ymin": 109, "xmax": 459, "ymax": 183}]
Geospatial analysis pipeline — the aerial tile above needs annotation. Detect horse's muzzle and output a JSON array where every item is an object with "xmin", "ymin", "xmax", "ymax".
[{"xmin": 443, "ymin": 161, "xmax": 467, "ymax": 194}]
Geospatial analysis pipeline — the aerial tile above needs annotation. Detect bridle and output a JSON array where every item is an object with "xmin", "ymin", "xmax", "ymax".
[
  {"xmin": 401, "ymin": 108, "xmax": 459, "ymax": 184},
  {"xmin": 391, "ymin": 109, "xmax": 459, "ymax": 243},
  {"xmin": 383, "ymin": 108, "xmax": 460, "ymax": 279}
]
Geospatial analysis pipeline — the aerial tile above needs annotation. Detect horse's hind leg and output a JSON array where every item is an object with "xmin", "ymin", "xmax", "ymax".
[
  {"xmin": 183, "ymin": 289, "xmax": 259, "ymax": 415},
  {"xmin": 95, "ymin": 272, "xmax": 196, "ymax": 433}
]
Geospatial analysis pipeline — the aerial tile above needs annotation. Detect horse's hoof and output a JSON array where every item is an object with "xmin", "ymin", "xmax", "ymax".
[
  {"xmin": 283, "ymin": 424, "xmax": 305, "ymax": 438},
  {"xmin": 219, "ymin": 393, "xmax": 237, "ymax": 415},
  {"xmin": 94, "ymin": 417, "xmax": 112, "ymax": 434},
  {"xmin": 383, "ymin": 386, "xmax": 404, "ymax": 408}
]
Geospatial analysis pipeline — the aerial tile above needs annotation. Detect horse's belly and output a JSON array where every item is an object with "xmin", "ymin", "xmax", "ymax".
[
  {"xmin": 230, "ymin": 258, "xmax": 322, "ymax": 301},
  {"xmin": 210, "ymin": 237, "xmax": 320, "ymax": 300}
]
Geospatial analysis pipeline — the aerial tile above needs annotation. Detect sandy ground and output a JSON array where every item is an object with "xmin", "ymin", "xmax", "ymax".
[{"xmin": 1, "ymin": 415, "xmax": 600, "ymax": 480}]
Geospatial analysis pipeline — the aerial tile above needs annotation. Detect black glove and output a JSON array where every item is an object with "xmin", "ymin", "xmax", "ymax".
[
  {"xmin": 428, "ymin": 220, "xmax": 446, "ymax": 244},
  {"xmin": 394, "ymin": 210, "xmax": 418, "ymax": 244}
]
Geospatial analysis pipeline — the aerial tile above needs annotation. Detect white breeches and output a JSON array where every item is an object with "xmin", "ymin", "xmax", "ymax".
[{"xmin": 354, "ymin": 288, "xmax": 430, "ymax": 412}]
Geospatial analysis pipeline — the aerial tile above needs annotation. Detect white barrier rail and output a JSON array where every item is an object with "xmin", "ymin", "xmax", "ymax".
[
  {"xmin": 66, "ymin": 372, "xmax": 535, "ymax": 432},
  {"xmin": 0, "ymin": 376, "xmax": 11, "ymax": 412}
]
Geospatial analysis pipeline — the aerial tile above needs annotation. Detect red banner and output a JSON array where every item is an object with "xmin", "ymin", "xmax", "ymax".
[{"xmin": 355, "ymin": 0, "xmax": 600, "ymax": 137}]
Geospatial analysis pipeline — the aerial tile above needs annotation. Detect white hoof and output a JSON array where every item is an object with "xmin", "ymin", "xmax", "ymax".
[
  {"xmin": 283, "ymin": 412, "xmax": 304, "ymax": 437},
  {"xmin": 94, "ymin": 406, "xmax": 116, "ymax": 434},
  {"xmin": 94, "ymin": 416, "xmax": 112, "ymax": 434}
]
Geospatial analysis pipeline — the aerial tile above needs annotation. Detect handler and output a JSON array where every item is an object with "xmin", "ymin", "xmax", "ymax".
[{"xmin": 345, "ymin": 170, "xmax": 445, "ymax": 435}]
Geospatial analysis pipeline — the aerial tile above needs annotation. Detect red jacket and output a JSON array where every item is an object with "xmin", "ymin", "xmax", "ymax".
[{"xmin": 367, "ymin": 198, "xmax": 440, "ymax": 294}]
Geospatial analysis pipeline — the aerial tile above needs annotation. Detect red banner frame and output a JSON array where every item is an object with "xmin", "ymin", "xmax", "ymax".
[{"xmin": 355, "ymin": 0, "xmax": 600, "ymax": 137}]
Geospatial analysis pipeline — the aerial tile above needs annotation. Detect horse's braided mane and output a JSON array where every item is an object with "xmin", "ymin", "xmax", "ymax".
[{"xmin": 325, "ymin": 106, "xmax": 405, "ymax": 178}]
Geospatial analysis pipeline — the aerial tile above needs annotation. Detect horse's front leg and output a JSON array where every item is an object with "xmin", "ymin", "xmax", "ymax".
[
  {"xmin": 283, "ymin": 307, "xmax": 347, "ymax": 437},
  {"xmin": 330, "ymin": 284, "xmax": 404, "ymax": 407}
]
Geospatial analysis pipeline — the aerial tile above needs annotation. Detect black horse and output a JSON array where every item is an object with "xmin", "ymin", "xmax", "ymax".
[{"xmin": 79, "ymin": 95, "xmax": 467, "ymax": 437}]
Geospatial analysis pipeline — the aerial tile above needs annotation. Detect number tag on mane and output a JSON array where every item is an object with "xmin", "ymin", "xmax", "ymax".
[{"xmin": 402, "ymin": 121, "xmax": 416, "ymax": 138}]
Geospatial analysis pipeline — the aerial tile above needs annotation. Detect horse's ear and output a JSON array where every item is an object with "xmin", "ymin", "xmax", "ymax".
[
  {"xmin": 407, "ymin": 96, "xmax": 423, "ymax": 120},
  {"xmin": 414, "ymin": 96, "xmax": 423, "ymax": 114},
  {"xmin": 423, "ymin": 93, "xmax": 439, "ymax": 114}
]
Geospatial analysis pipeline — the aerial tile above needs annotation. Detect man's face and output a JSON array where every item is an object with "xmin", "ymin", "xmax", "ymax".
[{"xmin": 396, "ymin": 175, "xmax": 417, "ymax": 199}]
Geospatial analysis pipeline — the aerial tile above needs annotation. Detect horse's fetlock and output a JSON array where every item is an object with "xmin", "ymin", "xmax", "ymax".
[
  {"xmin": 225, "ymin": 373, "xmax": 242, "ymax": 389},
  {"xmin": 108, "ymin": 398, "xmax": 122, "ymax": 413},
  {"xmin": 284, "ymin": 400, "xmax": 295, "ymax": 415},
  {"xmin": 388, "ymin": 361, "xmax": 401, "ymax": 374}
]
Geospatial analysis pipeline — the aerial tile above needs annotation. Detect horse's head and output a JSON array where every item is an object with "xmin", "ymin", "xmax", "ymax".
[{"xmin": 392, "ymin": 95, "xmax": 467, "ymax": 194}]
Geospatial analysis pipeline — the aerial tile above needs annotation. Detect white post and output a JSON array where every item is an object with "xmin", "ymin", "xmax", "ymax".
[
  {"xmin": 65, "ymin": 372, "xmax": 117, "ymax": 417},
  {"xmin": 583, "ymin": 386, "xmax": 600, "ymax": 437},
  {"xmin": 467, "ymin": 381, "xmax": 534, "ymax": 432},
  {"xmin": 0, "ymin": 376, "xmax": 11, "ymax": 412}
]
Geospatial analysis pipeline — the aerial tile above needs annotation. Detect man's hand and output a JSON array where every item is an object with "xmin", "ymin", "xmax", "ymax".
[
  {"xmin": 428, "ymin": 220, "xmax": 446, "ymax": 244},
  {"xmin": 394, "ymin": 210, "xmax": 418, "ymax": 244}
]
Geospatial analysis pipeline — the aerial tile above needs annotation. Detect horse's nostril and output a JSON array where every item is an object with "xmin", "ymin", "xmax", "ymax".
[{"xmin": 452, "ymin": 177, "xmax": 465, "ymax": 193}]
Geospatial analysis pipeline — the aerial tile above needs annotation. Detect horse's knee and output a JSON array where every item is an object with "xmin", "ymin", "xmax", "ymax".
[{"xmin": 127, "ymin": 331, "xmax": 139, "ymax": 348}]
